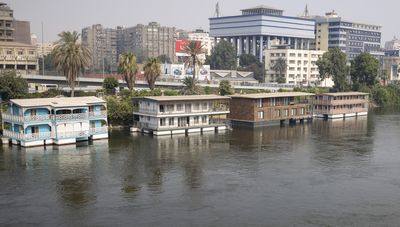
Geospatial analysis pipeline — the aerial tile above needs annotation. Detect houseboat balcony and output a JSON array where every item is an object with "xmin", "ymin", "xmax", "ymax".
[
  {"xmin": 3, "ymin": 130, "xmax": 52, "ymax": 142},
  {"xmin": 135, "ymin": 107, "xmax": 230, "ymax": 116},
  {"xmin": 57, "ymin": 130, "xmax": 90, "ymax": 139},
  {"xmin": 315, "ymin": 108, "xmax": 368, "ymax": 115},
  {"xmin": 313, "ymin": 99, "xmax": 368, "ymax": 106},
  {"xmin": 88, "ymin": 111, "xmax": 107, "ymax": 119},
  {"xmin": 2, "ymin": 112, "xmax": 97, "ymax": 123},
  {"xmin": 89, "ymin": 126, "xmax": 108, "ymax": 135},
  {"xmin": 2, "ymin": 113, "xmax": 52, "ymax": 123}
]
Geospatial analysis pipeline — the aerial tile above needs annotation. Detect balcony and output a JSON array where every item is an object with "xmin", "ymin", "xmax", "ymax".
[
  {"xmin": 88, "ymin": 111, "xmax": 107, "ymax": 119},
  {"xmin": 3, "ymin": 130, "xmax": 52, "ymax": 142},
  {"xmin": 2, "ymin": 113, "xmax": 52, "ymax": 123},
  {"xmin": 89, "ymin": 126, "xmax": 108, "ymax": 135}
]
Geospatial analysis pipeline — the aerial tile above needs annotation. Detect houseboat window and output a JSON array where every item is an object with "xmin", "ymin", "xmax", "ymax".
[
  {"xmin": 291, "ymin": 109, "xmax": 297, "ymax": 116},
  {"xmin": 271, "ymin": 98, "xmax": 276, "ymax": 106},
  {"xmin": 284, "ymin": 109, "xmax": 289, "ymax": 116},
  {"xmin": 168, "ymin": 118, "xmax": 174, "ymax": 125},
  {"xmin": 177, "ymin": 104, "xmax": 183, "ymax": 111},
  {"xmin": 160, "ymin": 118, "xmax": 166, "ymax": 126},
  {"xmin": 160, "ymin": 105, "xmax": 165, "ymax": 113},
  {"xmin": 275, "ymin": 110, "xmax": 281, "ymax": 117},
  {"xmin": 257, "ymin": 111, "xmax": 264, "ymax": 119},
  {"xmin": 194, "ymin": 104, "xmax": 200, "ymax": 111},
  {"xmin": 257, "ymin": 99, "xmax": 262, "ymax": 108},
  {"xmin": 202, "ymin": 103, "xmax": 208, "ymax": 110},
  {"xmin": 194, "ymin": 116, "xmax": 199, "ymax": 124},
  {"xmin": 201, "ymin": 116, "xmax": 207, "ymax": 123},
  {"xmin": 300, "ymin": 108, "xmax": 305, "ymax": 115},
  {"xmin": 147, "ymin": 116, "xmax": 150, "ymax": 121},
  {"xmin": 166, "ymin": 105, "xmax": 174, "ymax": 112}
]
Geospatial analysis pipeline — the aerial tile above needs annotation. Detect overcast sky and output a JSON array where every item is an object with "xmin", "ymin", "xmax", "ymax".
[{"xmin": 5, "ymin": 0, "xmax": 398, "ymax": 44}]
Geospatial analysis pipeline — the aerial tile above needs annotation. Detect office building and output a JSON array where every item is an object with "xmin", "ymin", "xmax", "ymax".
[
  {"xmin": 2, "ymin": 96, "xmax": 108, "ymax": 147},
  {"xmin": 209, "ymin": 5, "xmax": 316, "ymax": 62},
  {"xmin": 314, "ymin": 11, "xmax": 383, "ymax": 61},
  {"xmin": 264, "ymin": 46, "xmax": 331, "ymax": 86},
  {"xmin": 82, "ymin": 24, "xmax": 118, "ymax": 73}
]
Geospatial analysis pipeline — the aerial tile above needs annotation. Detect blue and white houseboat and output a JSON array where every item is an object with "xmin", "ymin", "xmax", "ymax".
[{"xmin": 1, "ymin": 96, "xmax": 108, "ymax": 147}]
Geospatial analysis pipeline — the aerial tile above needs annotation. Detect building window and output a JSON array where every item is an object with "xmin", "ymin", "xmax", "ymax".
[
  {"xmin": 159, "ymin": 105, "xmax": 165, "ymax": 113},
  {"xmin": 176, "ymin": 104, "xmax": 182, "ymax": 111},
  {"xmin": 284, "ymin": 109, "xmax": 289, "ymax": 116},
  {"xmin": 168, "ymin": 118, "xmax": 174, "ymax": 126},
  {"xmin": 160, "ymin": 118, "xmax": 166, "ymax": 126},
  {"xmin": 202, "ymin": 103, "xmax": 208, "ymax": 110},
  {"xmin": 257, "ymin": 99, "xmax": 262, "ymax": 108},
  {"xmin": 201, "ymin": 116, "xmax": 207, "ymax": 123},
  {"xmin": 194, "ymin": 116, "xmax": 199, "ymax": 124},
  {"xmin": 275, "ymin": 109, "xmax": 281, "ymax": 117},
  {"xmin": 257, "ymin": 111, "xmax": 264, "ymax": 119},
  {"xmin": 166, "ymin": 104, "xmax": 174, "ymax": 112},
  {"xmin": 291, "ymin": 109, "xmax": 297, "ymax": 116}
]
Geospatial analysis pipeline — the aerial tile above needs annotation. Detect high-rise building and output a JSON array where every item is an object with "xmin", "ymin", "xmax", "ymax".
[
  {"xmin": 120, "ymin": 22, "xmax": 176, "ymax": 62},
  {"xmin": 82, "ymin": 24, "xmax": 118, "ymax": 73},
  {"xmin": 188, "ymin": 29, "xmax": 214, "ymax": 56},
  {"xmin": 314, "ymin": 11, "xmax": 383, "ymax": 61},
  {"xmin": 209, "ymin": 5, "xmax": 316, "ymax": 62},
  {"xmin": 0, "ymin": 2, "xmax": 38, "ymax": 74}
]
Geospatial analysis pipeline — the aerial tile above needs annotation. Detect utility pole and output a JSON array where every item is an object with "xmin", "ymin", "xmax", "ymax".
[{"xmin": 41, "ymin": 22, "xmax": 45, "ymax": 75}]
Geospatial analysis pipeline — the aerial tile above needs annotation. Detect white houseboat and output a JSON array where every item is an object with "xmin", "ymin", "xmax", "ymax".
[
  {"xmin": 1, "ymin": 96, "xmax": 108, "ymax": 147},
  {"xmin": 131, "ymin": 95, "xmax": 230, "ymax": 136}
]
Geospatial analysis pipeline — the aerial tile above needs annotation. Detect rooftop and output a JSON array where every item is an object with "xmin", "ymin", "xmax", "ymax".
[
  {"xmin": 0, "ymin": 41, "xmax": 35, "ymax": 48},
  {"xmin": 137, "ymin": 95, "xmax": 230, "ymax": 102},
  {"xmin": 230, "ymin": 92, "xmax": 315, "ymax": 99},
  {"xmin": 319, "ymin": 92, "xmax": 369, "ymax": 97},
  {"xmin": 11, "ymin": 96, "xmax": 106, "ymax": 108},
  {"xmin": 241, "ymin": 5, "xmax": 283, "ymax": 11}
]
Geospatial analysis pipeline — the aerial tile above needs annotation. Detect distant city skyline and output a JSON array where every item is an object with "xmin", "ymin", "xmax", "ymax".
[{"xmin": 5, "ymin": 0, "xmax": 399, "ymax": 44}]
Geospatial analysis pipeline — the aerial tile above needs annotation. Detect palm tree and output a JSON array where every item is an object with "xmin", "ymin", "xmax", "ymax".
[
  {"xmin": 182, "ymin": 41, "xmax": 205, "ymax": 81},
  {"xmin": 53, "ymin": 31, "xmax": 90, "ymax": 97},
  {"xmin": 272, "ymin": 57, "xmax": 287, "ymax": 84},
  {"xmin": 143, "ymin": 58, "xmax": 161, "ymax": 90},
  {"xmin": 118, "ymin": 53, "xmax": 138, "ymax": 90}
]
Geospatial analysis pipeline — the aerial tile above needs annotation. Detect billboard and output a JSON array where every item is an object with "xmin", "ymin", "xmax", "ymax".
[
  {"xmin": 164, "ymin": 64, "xmax": 210, "ymax": 81},
  {"xmin": 175, "ymin": 40, "xmax": 203, "ymax": 57}
]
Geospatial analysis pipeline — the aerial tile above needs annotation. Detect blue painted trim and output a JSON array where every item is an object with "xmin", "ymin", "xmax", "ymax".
[
  {"xmin": 209, "ymin": 14, "xmax": 315, "ymax": 22},
  {"xmin": 210, "ymin": 19, "xmax": 315, "ymax": 28},
  {"xmin": 210, "ymin": 24, "xmax": 315, "ymax": 32}
]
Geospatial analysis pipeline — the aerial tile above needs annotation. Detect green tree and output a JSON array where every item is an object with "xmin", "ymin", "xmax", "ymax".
[
  {"xmin": 143, "ymin": 57, "xmax": 161, "ymax": 90},
  {"xmin": 218, "ymin": 80, "xmax": 234, "ymax": 96},
  {"xmin": 239, "ymin": 54, "xmax": 258, "ymax": 67},
  {"xmin": 118, "ymin": 53, "xmax": 138, "ymax": 90},
  {"xmin": 0, "ymin": 70, "xmax": 28, "ymax": 101},
  {"xmin": 209, "ymin": 40, "xmax": 237, "ymax": 70},
  {"xmin": 181, "ymin": 77, "xmax": 202, "ymax": 95},
  {"xmin": 103, "ymin": 77, "xmax": 119, "ymax": 95},
  {"xmin": 53, "ymin": 31, "xmax": 91, "ymax": 97},
  {"xmin": 272, "ymin": 57, "xmax": 287, "ymax": 84},
  {"xmin": 350, "ymin": 52, "xmax": 379, "ymax": 88},
  {"xmin": 157, "ymin": 54, "xmax": 172, "ymax": 64},
  {"xmin": 182, "ymin": 41, "xmax": 205, "ymax": 81},
  {"xmin": 316, "ymin": 48, "xmax": 349, "ymax": 92}
]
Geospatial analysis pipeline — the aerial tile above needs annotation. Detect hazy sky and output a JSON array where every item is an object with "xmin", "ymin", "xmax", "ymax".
[{"xmin": 6, "ymin": 0, "xmax": 398, "ymax": 43}]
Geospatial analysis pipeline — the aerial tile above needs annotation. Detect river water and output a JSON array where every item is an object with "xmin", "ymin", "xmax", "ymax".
[{"xmin": 1, "ymin": 109, "xmax": 400, "ymax": 226}]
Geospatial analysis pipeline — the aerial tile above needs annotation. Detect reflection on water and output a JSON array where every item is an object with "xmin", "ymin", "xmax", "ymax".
[{"xmin": 2, "ymin": 111, "xmax": 400, "ymax": 226}]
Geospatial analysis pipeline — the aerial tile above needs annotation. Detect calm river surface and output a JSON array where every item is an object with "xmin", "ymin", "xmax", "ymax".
[{"xmin": 2, "ymin": 109, "xmax": 400, "ymax": 226}]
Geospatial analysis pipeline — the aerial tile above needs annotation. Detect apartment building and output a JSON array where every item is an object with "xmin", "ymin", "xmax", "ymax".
[
  {"xmin": 264, "ymin": 46, "xmax": 331, "ymax": 86},
  {"xmin": 0, "ymin": 41, "xmax": 38, "ymax": 75}
]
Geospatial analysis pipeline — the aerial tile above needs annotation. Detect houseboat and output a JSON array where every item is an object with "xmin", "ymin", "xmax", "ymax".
[
  {"xmin": 229, "ymin": 92, "xmax": 315, "ymax": 127},
  {"xmin": 1, "ymin": 96, "xmax": 108, "ymax": 147},
  {"xmin": 131, "ymin": 95, "xmax": 230, "ymax": 136},
  {"xmin": 313, "ymin": 92, "xmax": 369, "ymax": 119}
]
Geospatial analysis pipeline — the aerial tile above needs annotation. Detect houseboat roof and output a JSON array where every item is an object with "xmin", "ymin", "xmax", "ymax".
[
  {"xmin": 230, "ymin": 92, "xmax": 315, "ymax": 99},
  {"xmin": 319, "ymin": 92, "xmax": 369, "ymax": 96},
  {"xmin": 136, "ymin": 95, "xmax": 230, "ymax": 102},
  {"xmin": 10, "ymin": 96, "xmax": 105, "ymax": 108}
]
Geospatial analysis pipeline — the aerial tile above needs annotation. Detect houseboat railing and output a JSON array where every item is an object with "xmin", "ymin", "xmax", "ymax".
[
  {"xmin": 2, "ymin": 111, "xmax": 108, "ymax": 124},
  {"xmin": 3, "ymin": 130, "xmax": 53, "ymax": 141},
  {"xmin": 88, "ymin": 111, "xmax": 107, "ymax": 119},
  {"xmin": 89, "ymin": 127, "xmax": 108, "ymax": 135}
]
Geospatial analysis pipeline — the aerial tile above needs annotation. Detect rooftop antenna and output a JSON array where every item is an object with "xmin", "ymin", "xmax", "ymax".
[
  {"xmin": 214, "ymin": 2, "xmax": 221, "ymax": 17},
  {"xmin": 302, "ymin": 4, "xmax": 310, "ymax": 17}
]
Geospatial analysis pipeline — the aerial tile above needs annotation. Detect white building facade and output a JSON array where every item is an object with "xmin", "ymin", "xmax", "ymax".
[
  {"xmin": 188, "ymin": 29, "xmax": 214, "ymax": 56},
  {"xmin": 132, "ymin": 95, "xmax": 230, "ymax": 136},
  {"xmin": 264, "ymin": 47, "xmax": 333, "ymax": 86}
]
